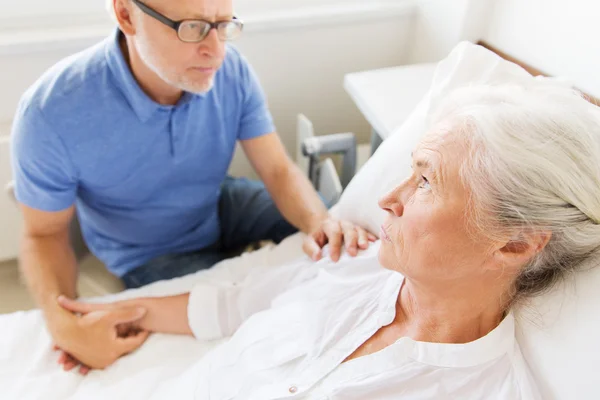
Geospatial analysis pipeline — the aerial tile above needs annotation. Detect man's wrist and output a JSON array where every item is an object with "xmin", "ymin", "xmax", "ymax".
[{"xmin": 46, "ymin": 305, "xmax": 79, "ymax": 344}]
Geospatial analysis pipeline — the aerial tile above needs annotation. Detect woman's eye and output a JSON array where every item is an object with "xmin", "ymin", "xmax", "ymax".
[{"xmin": 418, "ymin": 176, "xmax": 430, "ymax": 189}]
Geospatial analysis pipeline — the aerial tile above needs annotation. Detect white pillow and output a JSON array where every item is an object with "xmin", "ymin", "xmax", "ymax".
[
  {"xmin": 332, "ymin": 41, "xmax": 533, "ymax": 235},
  {"xmin": 515, "ymin": 257, "xmax": 600, "ymax": 400},
  {"xmin": 333, "ymin": 41, "xmax": 600, "ymax": 400}
]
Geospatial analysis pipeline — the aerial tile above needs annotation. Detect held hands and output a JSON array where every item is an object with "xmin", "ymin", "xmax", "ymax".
[
  {"xmin": 52, "ymin": 296, "xmax": 150, "ymax": 375},
  {"xmin": 303, "ymin": 217, "xmax": 376, "ymax": 262}
]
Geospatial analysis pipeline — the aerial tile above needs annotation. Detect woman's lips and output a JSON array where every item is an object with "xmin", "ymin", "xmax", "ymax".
[{"xmin": 380, "ymin": 225, "xmax": 391, "ymax": 242}]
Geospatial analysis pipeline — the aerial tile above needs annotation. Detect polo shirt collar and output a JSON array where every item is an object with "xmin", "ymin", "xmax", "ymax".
[{"xmin": 104, "ymin": 29, "xmax": 197, "ymax": 123}]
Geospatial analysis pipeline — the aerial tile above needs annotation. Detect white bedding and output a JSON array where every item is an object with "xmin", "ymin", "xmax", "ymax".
[
  {"xmin": 2, "ymin": 230, "xmax": 600, "ymax": 400},
  {"xmin": 0, "ymin": 234, "xmax": 306, "ymax": 400}
]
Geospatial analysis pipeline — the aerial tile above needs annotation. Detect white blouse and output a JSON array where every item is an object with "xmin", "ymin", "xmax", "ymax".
[{"xmin": 151, "ymin": 242, "xmax": 541, "ymax": 400}]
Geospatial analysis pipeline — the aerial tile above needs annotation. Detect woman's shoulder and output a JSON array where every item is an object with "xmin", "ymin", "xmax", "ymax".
[{"xmin": 273, "ymin": 243, "xmax": 401, "ymax": 309}]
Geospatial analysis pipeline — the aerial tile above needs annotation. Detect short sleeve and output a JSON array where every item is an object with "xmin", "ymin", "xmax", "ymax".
[
  {"xmin": 10, "ymin": 104, "xmax": 77, "ymax": 212},
  {"xmin": 236, "ymin": 52, "xmax": 276, "ymax": 141}
]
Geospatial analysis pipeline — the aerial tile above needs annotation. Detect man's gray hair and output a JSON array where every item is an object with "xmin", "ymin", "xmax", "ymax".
[{"xmin": 432, "ymin": 83, "xmax": 600, "ymax": 299}]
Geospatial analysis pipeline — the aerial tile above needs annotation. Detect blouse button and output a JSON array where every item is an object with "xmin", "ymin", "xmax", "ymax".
[{"xmin": 288, "ymin": 385, "xmax": 298, "ymax": 394}]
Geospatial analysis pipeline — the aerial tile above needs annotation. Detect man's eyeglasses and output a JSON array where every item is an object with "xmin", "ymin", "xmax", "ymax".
[{"xmin": 132, "ymin": 0, "xmax": 244, "ymax": 43}]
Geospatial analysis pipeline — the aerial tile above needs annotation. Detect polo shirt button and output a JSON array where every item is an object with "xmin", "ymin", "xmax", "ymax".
[{"xmin": 288, "ymin": 385, "xmax": 298, "ymax": 394}]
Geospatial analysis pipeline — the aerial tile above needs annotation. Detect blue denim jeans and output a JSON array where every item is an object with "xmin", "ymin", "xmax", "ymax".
[{"xmin": 121, "ymin": 177, "xmax": 298, "ymax": 289}]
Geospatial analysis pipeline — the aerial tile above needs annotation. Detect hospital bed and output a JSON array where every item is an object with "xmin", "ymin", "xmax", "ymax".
[{"xmin": 1, "ymin": 42, "xmax": 600, "ymax": 400}]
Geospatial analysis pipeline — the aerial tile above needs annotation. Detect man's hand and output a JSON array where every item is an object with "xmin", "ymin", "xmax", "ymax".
[
  {"xmin": 51, "ymin": 296, "xmax": 150, "ymax": 375},
  {"xmin": 303, "ymin": 217, "xmax": 376, "ymax": 262}
]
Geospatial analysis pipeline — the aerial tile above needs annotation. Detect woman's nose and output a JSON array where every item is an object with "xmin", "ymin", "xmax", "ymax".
[{"xmin": 378, "ymin": 184, "xmax": 405, "ymax": 217}]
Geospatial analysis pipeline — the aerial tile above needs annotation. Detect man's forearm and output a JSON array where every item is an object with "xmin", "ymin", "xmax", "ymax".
[
  {"xmin": 20, "ymin": 232, "xmax": 78, "ymax": 322},
  {"xmin": 268, "ymin": 164, "xmax": 328, "ymax": 234}
]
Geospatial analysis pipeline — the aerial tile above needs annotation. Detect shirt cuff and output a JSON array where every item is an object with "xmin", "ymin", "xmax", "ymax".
[
  {"xmin": 15, "ymin": 183, "xmax": 75, "ymax": 212},
  {"xmin": 238, "ymin": 118, "xmax": 275, "ymax": 141},
  {"xmin": 187, "ymin": 284, "xmax": 224, "ymax": 341}
]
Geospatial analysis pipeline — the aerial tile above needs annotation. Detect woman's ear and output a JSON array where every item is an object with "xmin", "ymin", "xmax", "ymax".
[{"xmin": 495, "ymin": 230, "xmax": 552, "ymax": 269}]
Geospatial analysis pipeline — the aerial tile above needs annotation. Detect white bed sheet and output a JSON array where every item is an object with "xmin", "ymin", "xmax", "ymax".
[{"xmin": 0, "ymin": 234, "xmax": 306, "ymax": 400}]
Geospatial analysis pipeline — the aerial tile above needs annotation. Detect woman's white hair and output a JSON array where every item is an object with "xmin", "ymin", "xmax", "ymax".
[{"xmin": 432, "ymin": 83, "xmax": 600, "ymax": 299}]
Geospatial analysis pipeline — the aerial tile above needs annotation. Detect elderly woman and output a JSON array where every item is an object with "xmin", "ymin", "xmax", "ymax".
[{"xmin": 57, "ymin": 83, "xmax": 600, "ymax": 399}]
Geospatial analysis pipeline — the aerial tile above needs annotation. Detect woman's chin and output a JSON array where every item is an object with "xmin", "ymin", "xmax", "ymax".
[
  {"xmin": 377, "ymin": 246, "xmax": 394, "ymax": 271},
  {"xmin": 377, "ymin": 244, "xmax": 407, "ymax": 276}
]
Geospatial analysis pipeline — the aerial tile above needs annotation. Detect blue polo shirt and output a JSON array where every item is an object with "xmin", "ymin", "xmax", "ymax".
[{"xmin": 11, "ymin": 30, "xmax": 275, "ymax": 277}]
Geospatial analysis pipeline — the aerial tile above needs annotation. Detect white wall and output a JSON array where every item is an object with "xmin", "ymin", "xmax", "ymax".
[
  {"xmin": 231, "ymin": 15, "xmax": 413, "ymax": 174},
  {"xmin": 0, "ymin": 0, "xmax": 108, "ymax": 30},
  {"xmin": 0, "ymin": 133, "xmax": 21, "ymax": 262},
  {"xmin": 0, "ymin": 0, "xmax": 371, "ymax": 29},
  {"xmin": 0, "ymin": 3, "xmax": 415, "ymax": 261},
  {"xmin": 408, "ymin": 0, "xmax": 495, "ymax": 63},
  {"xmin": 484, "ymin": 0, "xmax": 600, "ymax": 98}
]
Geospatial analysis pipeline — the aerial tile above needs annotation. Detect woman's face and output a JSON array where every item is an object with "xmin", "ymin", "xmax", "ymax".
[{"xmin": 378, "ymin": 124, "xmax": 497, "ymax": 284}]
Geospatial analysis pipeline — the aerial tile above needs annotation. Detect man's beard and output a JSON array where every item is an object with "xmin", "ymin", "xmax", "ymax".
[{"xmin": 136, "ymin": 37, "xmax": 215, "ymax": 95}]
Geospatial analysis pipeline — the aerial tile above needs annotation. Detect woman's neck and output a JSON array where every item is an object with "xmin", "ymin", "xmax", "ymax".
[{"xmin": 396, "ymin": 277, "xmax": 509, "ymax": 344}]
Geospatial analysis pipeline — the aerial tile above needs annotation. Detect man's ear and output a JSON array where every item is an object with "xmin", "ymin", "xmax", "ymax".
[
  {"xmin": 114, "ymin": 0, "xmax": 137, "ymax": 36},
  {"xmin": 495, "ymin": 230, "xmax": 552, "ymax": 269}
]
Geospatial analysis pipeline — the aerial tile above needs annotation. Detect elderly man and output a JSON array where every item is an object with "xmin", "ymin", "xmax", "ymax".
[{"xmin": 10, "ymin": 0, "xmax": 373, "ymax": 373}]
